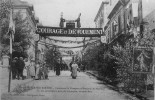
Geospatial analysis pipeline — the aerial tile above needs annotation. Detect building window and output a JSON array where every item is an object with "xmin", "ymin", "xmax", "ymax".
[
  {"xmin": 121, "ymin": 9, "xmax": 124, "ymax": 31},
  {"xmin": 108, "ymin": 29, "xmax": 111, "ymax": 43},
  {"xmin": 118, "ymin": 15, "xmax": 121, "ymax": 33},
  {"xmin": 112, "ymin": 19, "xmax": 118, "ymax": 37}
]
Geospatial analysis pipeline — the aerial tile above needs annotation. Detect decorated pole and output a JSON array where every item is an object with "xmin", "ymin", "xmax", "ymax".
[{"xmin": 8, "ymin": 0, "xmax": 15, "ymax": 92}]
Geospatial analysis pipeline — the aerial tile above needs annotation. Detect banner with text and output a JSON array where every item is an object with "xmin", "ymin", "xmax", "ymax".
[{"xmin": 36, "ymin": 26, "xmax": 104, "ymax": 37}]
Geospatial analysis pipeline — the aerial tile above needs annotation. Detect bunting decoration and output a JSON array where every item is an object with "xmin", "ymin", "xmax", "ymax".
[
  {"xmin": 38, "ymin": 39, "xmax": 100, "ymax": 49},
  {"xmin": 48, "ymin": 37, "xmax": 92, "ymax": 44},
  {"xmin": 59, "ymin": 49, "xmax": 74, "ymax": 55},
  {"xmin": 38, "ymin": 41, "xmax": 84, "ymax": 48}
]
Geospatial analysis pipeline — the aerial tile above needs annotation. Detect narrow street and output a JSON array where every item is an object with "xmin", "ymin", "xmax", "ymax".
[
  {"xmin": 2, "ymin": 71, "xmax": 138, "ymax": 100},
  {"xmin": 1, "ymin": 0, "xmax": 154, "ymax": 100}
]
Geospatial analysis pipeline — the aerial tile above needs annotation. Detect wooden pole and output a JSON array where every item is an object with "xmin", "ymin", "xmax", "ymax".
[
  {"xmin": 8, "ymin": 33, "xmax": 12, "ymax": 92},
  {"xmin": 153, "ymin": 46, "xmax": 155, "ymax": 91},
  {"xmin": 8, "ymin": 0, "xmax": 12, "ymax": 92}
]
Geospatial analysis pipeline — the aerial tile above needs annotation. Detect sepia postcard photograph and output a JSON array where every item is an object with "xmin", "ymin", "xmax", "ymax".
[{"xmin": 0, "ymin": 0, "xmax": 154, "ymax": 100}]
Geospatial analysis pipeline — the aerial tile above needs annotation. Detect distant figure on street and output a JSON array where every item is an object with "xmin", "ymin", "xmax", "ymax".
[
  {"xmin": 69, "ymin": 61, "xmax": 73, "ymax": 72},
  {"xmin": 29, "ymin": 60, "xmax": 35, "ymax": 79},
  {"xmin": 38, "ymin": 63, "xmax": 44, "ymax": 79},
  {"xmin": 17, "ymin": 57, "xmax": 25, "ymax": 80},
  {"xmin": 71, "ymin": 61, "xmax": 78, "ymax": 79},
  {"xmin": 54, "ymin": 61, "xmax": 61, "ymax": 76},
  {"xmin": 42, "ymin": 62, "xmax": 49, "ymax": 79},
  {"xmin": 64, "ymin": 63, "xmax": 68, "ymax": 70},
  {"xmin": 12, "ymin": 57, "xmax": 18, "ymax": 79},
  {"xmin": 80, "ymin": 64, "xmax": 85, "ymax": 72}
]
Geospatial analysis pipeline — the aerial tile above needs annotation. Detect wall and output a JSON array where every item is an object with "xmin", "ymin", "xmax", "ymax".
[{"xmin": 144, "ymin": 10, "xmax": 155, "ymax": 31}]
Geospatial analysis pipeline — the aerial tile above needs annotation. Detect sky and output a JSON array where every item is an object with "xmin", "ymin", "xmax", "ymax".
[{"xmin": 22, "ymin": 0, "xmax": 103, "ymax": 27}]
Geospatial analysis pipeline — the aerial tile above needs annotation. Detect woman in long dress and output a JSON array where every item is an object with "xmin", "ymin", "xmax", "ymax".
[
  {"xmin": 29, "ymin": 60, "xmax": 35, "ymax": 79},
  {"xmin": 43, "ymin": 63, "xmax": 49, "ymax": 79},
  {"xmin": 35, "ymin": 62, "xmax": 40, "ymax": 80},
  {"xmin": 71, "ymin": 62, "xmax": 78, "ymax": 79},
  {"xmin": 24, "ymin": 58, "xmax": 30, "ymax": 78}
]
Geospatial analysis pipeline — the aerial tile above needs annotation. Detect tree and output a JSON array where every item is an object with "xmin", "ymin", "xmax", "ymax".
[
  {"xmin": 44, "ymin": 47, "xmax": 61, "ymax": 69},
  {"xmin": 82, "ymin": 43, "xmax": 118, "ymax": 83},
  {"xmin": 0, "ymin": 1, "xmax": 32, "ymax": 58},
  {"xmin": 0, "ymin": 0, "xmax": 11, "ymax": 57},
  {"xmin": 112, "ymin": 27, "xmax": 155, "ymax": 92}
]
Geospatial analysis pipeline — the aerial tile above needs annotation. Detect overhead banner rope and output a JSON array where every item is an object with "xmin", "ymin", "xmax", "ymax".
[
  {"xmin": 47, "ymin": 37, "xmax": 91, "ymax": 44},
  {"xmin": 38, "ymin": 41, "xmax": 84, "ymax": 48}
]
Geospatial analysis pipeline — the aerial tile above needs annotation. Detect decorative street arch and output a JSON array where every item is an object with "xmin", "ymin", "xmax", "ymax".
[{"xmin": 36, "ymin": 26, "xmax": 104, "ymax": 37}]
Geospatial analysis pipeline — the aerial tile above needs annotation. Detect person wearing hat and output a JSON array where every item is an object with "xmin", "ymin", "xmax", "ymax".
[
  {"xmin": 54, "ymin": 60, "xmax": 61, "ymax": 76},
  {"xmin": 16, "ymin": 57, "xmax": 25, "ymax": 80},
  {"xmin": 12, "ymin": 57, "xmax": 18, "ymax": 79}
]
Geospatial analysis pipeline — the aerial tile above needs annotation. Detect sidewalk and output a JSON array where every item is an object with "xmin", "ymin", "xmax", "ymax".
[
  {"xmin": 86, "ymin": 71, "xmax": 154, "ymax": 100},
  {"xmin": 1, "ymin": 78, "xmax": 34, "ymax": 94}
]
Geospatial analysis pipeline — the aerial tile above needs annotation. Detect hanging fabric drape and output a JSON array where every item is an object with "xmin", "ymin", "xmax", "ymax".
[
  {"xmin": 47, "ymin": 37, "xmax": 91, "ymax": 44},
  {"xmin": 38, "ymin": 39, "xmax": 100, "ymax": 49}
]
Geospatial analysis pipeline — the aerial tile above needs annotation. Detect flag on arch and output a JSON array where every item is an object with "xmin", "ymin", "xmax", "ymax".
[{"xmin": 8, "ymin": 9, "xmax": 15, "ymax": 41}]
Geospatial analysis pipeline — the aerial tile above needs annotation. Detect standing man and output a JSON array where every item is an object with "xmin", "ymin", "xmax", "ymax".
[
  {"xmin": 17, "ymin": 57, "xmax": 25, "ymax": 80},
  {"xmin": 80, "ymin": 63, "xmax": 85, "ymax": 72},
  {"xmin": 12, "ymin": 57, "xmax": 18, "ymax": 79},
  {"xmin": 69, "ymin": 61, "xmax": 73, "ymax": 72},
  {"xmin": 54, "ymin": 60, "xmax": 61, "ymax": 76}
]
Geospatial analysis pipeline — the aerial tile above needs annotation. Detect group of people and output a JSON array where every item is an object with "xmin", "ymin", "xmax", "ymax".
[
  {"xmin": 11, "ymin": 57, "xmax": 49, "ymax": 80},
  {"xmin": 12, "ymin": 57, "xmax": 25, "ymax": 80},
  {"xmin": 35, "ymin": 62, "xmax": 49, "ymax": 80},
  {"xmin": 54, "ymin": 60, "xmax": 80, "ymax": 79},
  {"xmin": 12, "ymin": 57, "xmax": 84, "ymax": 80}
]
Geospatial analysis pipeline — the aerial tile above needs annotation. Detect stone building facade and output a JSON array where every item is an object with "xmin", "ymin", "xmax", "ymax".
[
  {"xmin": 95, "ymin": 0, "xmax": 143, "ymax": 47},
  {"xmin": 12, "ymin": 0, "xmax": 37, "ymax": 61},
  {"xmin": 144, "ymin": 9, "xmax": 155, "ymax": 31},
  {"xmin": 0, "ymin": 0, "xmax": 49, "ymax": 63}
]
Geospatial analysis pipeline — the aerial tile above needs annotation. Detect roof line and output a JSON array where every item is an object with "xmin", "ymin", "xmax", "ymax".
[{"xmin": 94, "ymin": 1, "xmax": 109, "ymax": 22}]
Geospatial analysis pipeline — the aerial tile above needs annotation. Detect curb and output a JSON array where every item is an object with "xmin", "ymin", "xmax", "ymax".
[{"xmin": 86, "ymin": 71, "xmax": 150, "ymax": 100}]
